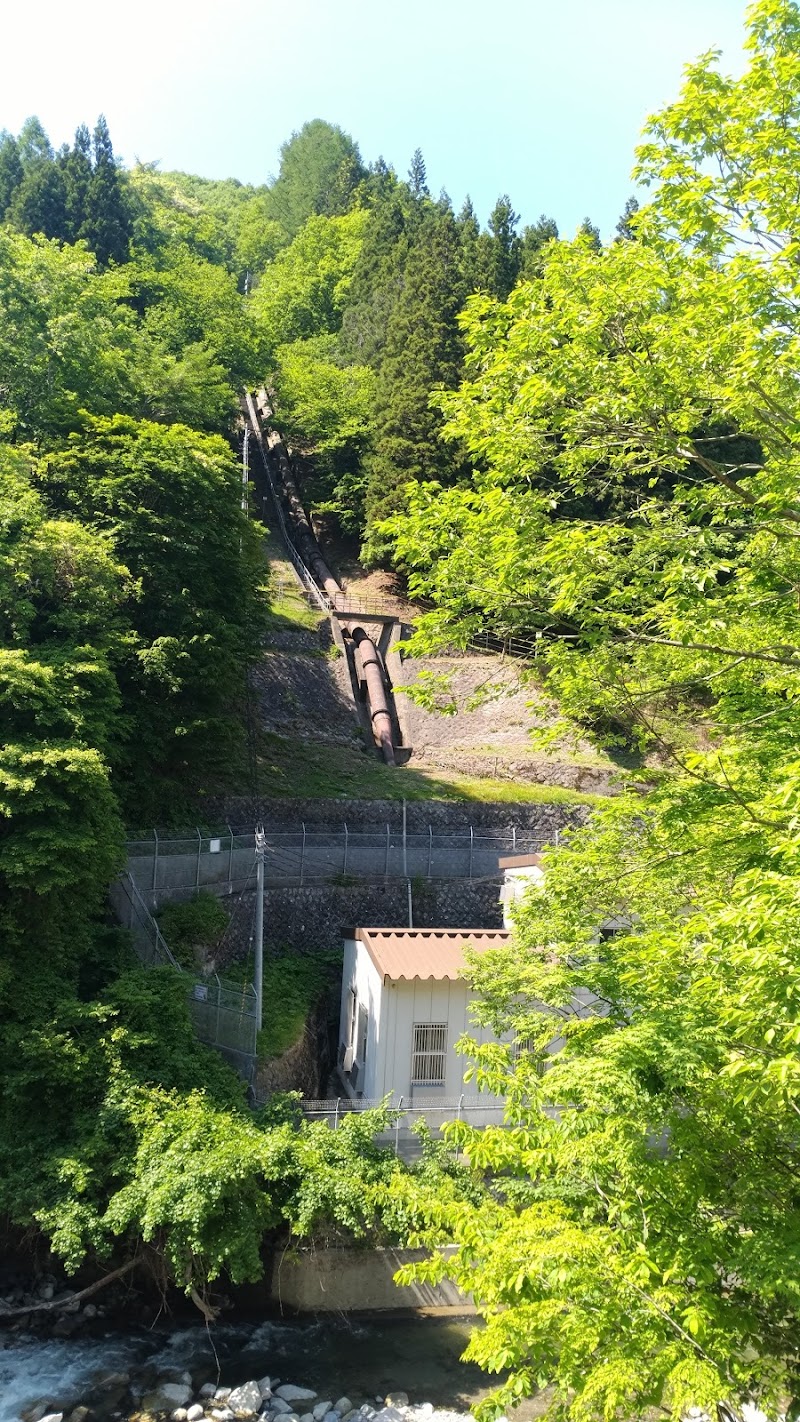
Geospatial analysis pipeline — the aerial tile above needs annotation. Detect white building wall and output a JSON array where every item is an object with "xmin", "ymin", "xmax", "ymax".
[
  {"xmin": 501, "ymin": 864, "xmax": 545, "ymax": 928},
  {"xmin": 339, "ymin": 937, "xmax": 385, "ymax": 1098}
]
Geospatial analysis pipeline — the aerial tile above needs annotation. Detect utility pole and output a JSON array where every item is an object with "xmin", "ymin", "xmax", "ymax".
[{"xmin": 254, "ymin": 824, "xmax": 265, "ymax": 1033}]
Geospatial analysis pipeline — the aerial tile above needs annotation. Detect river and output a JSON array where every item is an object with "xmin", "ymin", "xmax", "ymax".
[{"xmin": 0, "ymin": 1316, "xmax": 541, "ymax": 1422}]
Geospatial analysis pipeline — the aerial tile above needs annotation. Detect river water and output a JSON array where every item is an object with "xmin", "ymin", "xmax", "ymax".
[{"xmin": 0, "ymin": 1316, "xmax": 534, "ymax": 1422}]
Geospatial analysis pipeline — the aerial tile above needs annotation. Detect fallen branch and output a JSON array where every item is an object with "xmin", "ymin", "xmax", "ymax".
[{"xmin": 0, "ymin": 1257, "xmax": 139, "ymax": 1320}]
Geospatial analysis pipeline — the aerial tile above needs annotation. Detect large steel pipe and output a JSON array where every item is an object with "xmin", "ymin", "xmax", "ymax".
[
  {"xmin": 266, "ymin": 430, "xmax": 342, "ymax": 603},
  {"xmin": 352, "ymin": 627, "xmax": 396, "ymax": 766}
]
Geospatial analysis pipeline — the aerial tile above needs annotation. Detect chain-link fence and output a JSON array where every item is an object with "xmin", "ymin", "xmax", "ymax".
[
  {"xmin": 124, "ymin": 824, "xmax": 551, "ymax": 905},
  {"xmin": 109, "ymin": 872, "xmax": 257, "ymax": 1079}
]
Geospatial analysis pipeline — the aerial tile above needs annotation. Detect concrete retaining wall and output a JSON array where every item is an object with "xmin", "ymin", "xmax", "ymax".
[{"xmin": 270, "ymin": 1246, "xmax": 472, "ymax": 1314}]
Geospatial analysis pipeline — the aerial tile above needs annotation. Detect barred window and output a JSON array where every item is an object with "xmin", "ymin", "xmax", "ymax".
[{"xmin": 411, "ymin": 1023, "xmax": 447, "ymax": 1085}]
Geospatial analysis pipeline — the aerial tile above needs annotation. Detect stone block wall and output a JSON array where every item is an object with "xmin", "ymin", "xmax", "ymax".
[
  {"xmin": 216, "ymin": 880, "xmax": 503, "ymax": 963},
  {"xmin": 197, "ymin": 795, "xmax": 589, "ymax": 837}
]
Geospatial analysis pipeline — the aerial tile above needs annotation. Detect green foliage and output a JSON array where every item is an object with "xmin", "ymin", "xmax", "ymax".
[
  {"xmin": 387, "ymin": 4, "xmax": 800, "ymax": 1418},
  {"xmin": 265, "ymin": 120, "xmax": 365, "ymax": 238},
  {"xmin": 157, "ymin": 893, "xmax": 229, "ymax": 971},
  {"xmin": 2, "ymin": 114, "xmax": 132, "ymax": 265},
  {"xmin": 362, "ymin": 199, "xmax": 468, "ymax": 561},
  {"xmin": 256, "ymin": 952, "xmax": 338, "ymax": 1059},
  {"xmin": 251, "ymin": 209, "xmax": 369, "ymax": 353}
]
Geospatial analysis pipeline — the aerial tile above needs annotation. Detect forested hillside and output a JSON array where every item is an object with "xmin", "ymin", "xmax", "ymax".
[{"xmin": 5, "ymin": 2, "xmax": 800, "ymax": 1417}]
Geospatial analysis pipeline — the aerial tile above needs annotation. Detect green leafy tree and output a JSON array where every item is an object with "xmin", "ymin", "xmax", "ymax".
[
  {"xmin": 387, "ymin": 4, "xmax": 800, "ymax": 1416},
  {"xmin": 272, "ymin": 334, "xmax": 376, "ymax": 531},
  {"xmin": 250, "ymin": 208, "xmax": 368, "ymax": 353},
  {"xmin": 41, "ymin": 415, "xmax": 265, "ymax": 817},
  {"xmin": 266, "ymin": 120, "xmax": 365, "ymax": 238}
]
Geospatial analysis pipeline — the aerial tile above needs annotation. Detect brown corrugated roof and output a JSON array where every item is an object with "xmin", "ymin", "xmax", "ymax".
[
  {"xmin": 498, "ymin": 852, "xmax": 543, "ymax": 870},
  {"xmin": 355, "ymin": 927, "xmax": 512, "ymax": 982}
]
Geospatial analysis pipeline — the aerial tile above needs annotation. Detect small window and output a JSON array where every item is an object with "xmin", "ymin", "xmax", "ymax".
[
  {"xmin": 411, "ymin": 1023, "xmax": 447, "ymax": 1085},
  {"xmin": 357, "ymin": 1004, "xmax": 368, "ymax": 1065}
]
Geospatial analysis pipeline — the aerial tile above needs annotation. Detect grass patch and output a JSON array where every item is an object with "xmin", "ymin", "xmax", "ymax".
[
  {"xmin": 265, "ymin": 584, "xmax": 324, "ymax": 632},
  {"xmin": 249, "ymin": 731, "xmax": 603, "ymax": 805},
  {"xmin": 223, "ymin": 950, "xmax": 340, "ymax": 1059}
]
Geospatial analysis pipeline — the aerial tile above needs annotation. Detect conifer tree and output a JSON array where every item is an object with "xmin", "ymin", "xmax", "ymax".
[
  {"xmin": 362, "ymin": 200, "xmax": 466, "ymax": 560},
  {"xmin": 84, "ymin": 116, "xmax": 131, "ymax": 264},
  {"xmin": 16, "ymin": 116, "xmax": 52, "ymax": 167},
  {"xmin": 266, "ymin": 120, "xmax": 365, "ymax": 238},
  {"xmin": 577, "ymin": 215, "xmax": 602, "ymax": 249},
  {"xmin": 408, "ymin": 147, "xmax": 429, "ymax": 198},
  {"xmin": 8, "ymin": 158, "xmax": 68, "ymax": 241},
  {"xmin": 455, "ymin": 195, "xmax": 481, "ymax": 288},
  {"xmin": 62, "ymin": 124, "xmax": 93, "ymax": 244},
  {"xmin": 476, "ymin": 193, "xmax": 521, "ymax": 298},
  {"xmin": 0, "ymin": 133, "xmax": 23, "ymax": 216},
  {"xmin": 518, "ymin": 213, "xmax": 559, "ymax": 277},
  {"xmin": 615, "ymin": 194, "xmax": 640, "ymax": 240},
  {"xmin": 339, "ymin": 180, "xmax": 410, "ymax": 366}
]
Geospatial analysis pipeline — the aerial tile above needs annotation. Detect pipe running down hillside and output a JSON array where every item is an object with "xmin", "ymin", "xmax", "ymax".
[
  {"xmin": 351, "ymin": 626, "xmax": 396, "ymax": 766},
  {"xmin": 243, "ymin": 391, "xmax": 404, "ymax": 766},
  {"xmin": 265, "ymin": 428, "xmax": 343, "ymax": 605}
]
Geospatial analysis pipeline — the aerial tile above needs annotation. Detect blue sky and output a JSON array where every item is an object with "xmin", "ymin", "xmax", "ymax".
[{"xmin": 3, "ymin": 0, "xmax": 746, "ymax": 240}]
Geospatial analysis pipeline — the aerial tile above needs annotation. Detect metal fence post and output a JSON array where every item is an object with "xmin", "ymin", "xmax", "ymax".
[
  {"xmin": 195, "ymin": 828, "xmax": 202, "ymax": 891},
  {"xmin": 152, "ymin": 828, "xmax": 159, "ymax": 892},
  {"xmin": 469, "ymin": 825, "xmax": 474, "ymax": 879},
  {"xmin": 342, "ymin": 823, "xmax": 348, "ymax": 876},
  {"xmin": 512, "ymin": 825, "xmax": 517, "ymax": 853},
  {"xmin": 428, "ymin": 825, "xmax": 433, "ymax": 879},
  {"xmin": 555, "ymin": 828, "xmax": 560, "ymax": 848},
  {"xmin": 299, "ymin": 823, "xmax": 306, "ymax": 886},
  {"xmin": 395, "ymin": 1095, "xmax": 403, "ymax": 1156},
  {"xmin": 215, "ymin": 973, "xmax": 222, "ymax": 1046},
  {"xmin": 457, "ymin": 1093, "xmax": 464, "ymax": 1121},
  {"xmin": 402, "ymin": 798, "xmax": 407, "ymax": 878},
  {"xmin": 227, "ymin": 824, "xmax": 234, "ymax": 891},
  {"xmin": 384, "ymin": 823, "xmax": 390, "ymax": 878},
  {"xmin": 334, "ymin": 1098, "xmax": 340, "ymax": 1129}
]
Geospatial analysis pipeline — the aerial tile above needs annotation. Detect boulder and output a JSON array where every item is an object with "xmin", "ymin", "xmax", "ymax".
[
  {"xmin": 312, "ymin": 1404, "xmax": 332, "ymax": 1421},
  {"xmin": 38, "ymin": 1415, "xmax": 63, "ymax": 1422},
  {"xmin": 142, "ymin": 1385, "xmax": 193, "ymax": 1413},
  {"xmin": 212, "ymin": 1411, "xmax": 235, "ymax": 1422},
  {"xmin": 215, "ymin": 1391, "xmax": 232, "ymax": 1403},
  {"xmin": 385, "ymin": 1398, "xmax": 409, "ymax": 1410},
  {"xmin": 271, "ymin": 1402, "xmax": 293, "ymax": 1416},
  {"xmin": 229, "ymin": 1383, "xmax": 263, "ymax": 1417},
  {"xmin": 187, "ymin": 1408, "xmax": 205, "ymax": 1421},
  {"xmin": 334, "ymin": 1403, "xmax": 352, "ymax": 1417},
  {"xmin": 200, "ymin": 1386, "xmax": 217, "ymax": 1399},
  {"xmin": 258, "ymin": 1381, "xmax": 272, "ymax": 1399},
  {"xmin": 172, "ymin": 1411, "xmax": 188, "ymax": 1421},
  {"xmin": 275, "ymin": 1389, "xmax": 317, "ymax": 1406}
]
